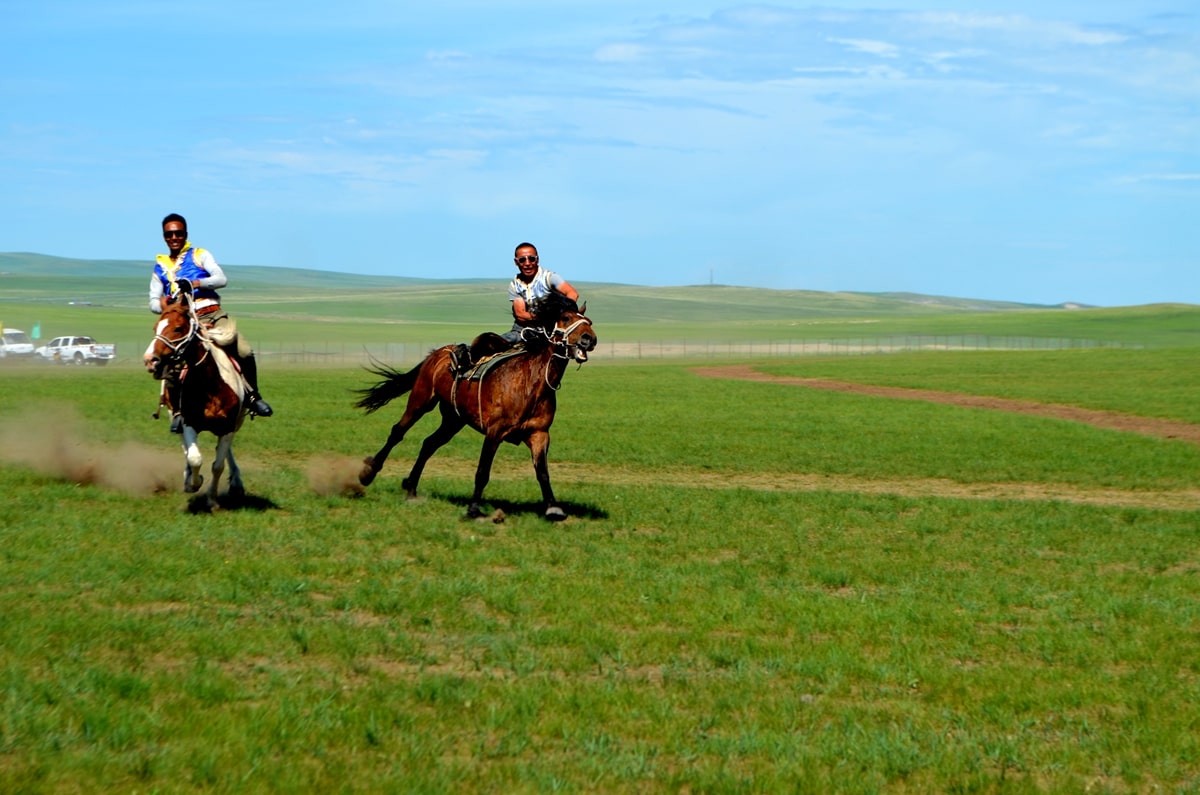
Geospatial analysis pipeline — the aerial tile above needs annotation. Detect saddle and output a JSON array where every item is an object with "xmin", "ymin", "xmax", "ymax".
[{"xmin": 455, "ymin": 345, "xmax": 527, "ymax": 382}]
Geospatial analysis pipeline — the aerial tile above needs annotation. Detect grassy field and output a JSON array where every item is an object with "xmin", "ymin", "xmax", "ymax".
[{"xmin": 2, "ymin": 259, "xmax": 1199, "ymax": 792}]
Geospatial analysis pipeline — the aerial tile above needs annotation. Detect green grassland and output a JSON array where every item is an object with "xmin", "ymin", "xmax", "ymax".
[{"xmin": 2, "ymin": 254, "xmax": 1199, "ymax": 792}]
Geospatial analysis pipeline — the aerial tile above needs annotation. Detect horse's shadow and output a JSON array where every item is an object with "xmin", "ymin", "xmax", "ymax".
[
  {"xmin": 434, "ymin": 491, "xmax": 608, "ymax": 522},
  {"xmin": 186, "ymin": 492, "xmax": 279, "ymax": 514}
]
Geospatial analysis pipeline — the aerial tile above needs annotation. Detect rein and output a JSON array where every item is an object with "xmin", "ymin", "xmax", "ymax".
[
  {"xmin": 155, "ymin": 303, "xmax": 213, "ymax": 378},
  {"xmin": 543, "ymin": 314, "xmax": 593, "ymax": 390},
  {"xmin": 455, "ymin": 312, "xmax": 594, "ymax": 428}
]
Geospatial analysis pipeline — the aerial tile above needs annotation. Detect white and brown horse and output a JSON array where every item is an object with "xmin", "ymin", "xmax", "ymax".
[
  {"xmin": 355, "ymin": 296, "xmax": 596, "ymax": 520},
  {"xmin": 146, "ymin": 288, "xmax": 248, "ymax": 508}
]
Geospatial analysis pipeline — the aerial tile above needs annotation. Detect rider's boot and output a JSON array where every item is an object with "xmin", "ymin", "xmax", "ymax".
[
  {"xmin": 451, "ymin": 343, "xmax": 473, "ymax": 375},
  {"xmin": 239, "ymin": 354, "xmax": 274, "ymax": 417}
]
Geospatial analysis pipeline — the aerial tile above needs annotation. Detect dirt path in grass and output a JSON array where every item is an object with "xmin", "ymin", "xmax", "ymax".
[{"xmin": 692, "ymin": 364, "xmax": 1200, "ymax": 446}]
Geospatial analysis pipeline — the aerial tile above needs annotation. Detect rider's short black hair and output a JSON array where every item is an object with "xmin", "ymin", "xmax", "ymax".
[
  {"xmin": 162, "ymin": 213, "xmax": 187, "ymax": 229},
  {"xmin": 514, "ymin": 242, "xmax": 537, "ymax": 257}
]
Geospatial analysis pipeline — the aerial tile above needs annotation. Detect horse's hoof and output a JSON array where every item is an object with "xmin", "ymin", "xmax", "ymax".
[
  {"xmin": 466, "ymin": 503, "xmax": 484, "ymax": 519},
  {"xmin": 359, "ymin": 459, "xmax": 377, "ymax": 487},
  {"xmin": 184, "ymin": 476, "xmax": 204, "ymax": 494},
  {"xmin": 545, "ymin": 505, "xmax": 566, "ymax": 522}
]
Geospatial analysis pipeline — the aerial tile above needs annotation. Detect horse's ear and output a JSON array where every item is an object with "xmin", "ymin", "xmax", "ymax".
[{"xmin": 579, "ymin": 301, "xmax": 586, "ymax": 315}]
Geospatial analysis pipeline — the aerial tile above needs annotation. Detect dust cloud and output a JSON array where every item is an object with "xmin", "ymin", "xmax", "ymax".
[
  {"xmin": 0, "ymin": 405, "xmax": 177, "ymax": 496},
  {"xmin": 305, "ymin": 455, "xmax": 366, "ymax": 498}
]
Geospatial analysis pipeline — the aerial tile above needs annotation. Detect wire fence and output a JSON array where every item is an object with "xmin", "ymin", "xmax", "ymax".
[
  {"xmin": 242, "ymin": 335, "xmax": 1140, "ymax": 367},
  {"xmin": 86, "ymin": 335, "xmax": 1136, "ymax": 369}
]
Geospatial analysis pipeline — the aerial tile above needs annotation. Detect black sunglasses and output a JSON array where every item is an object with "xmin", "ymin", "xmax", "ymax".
[
  {"xmin": 163, "ymin": 230, "xmax": 187, "ymax": 239},
  {"xmin": 516, "ymin": 255, "xmax": 538, "ymax": 264}
]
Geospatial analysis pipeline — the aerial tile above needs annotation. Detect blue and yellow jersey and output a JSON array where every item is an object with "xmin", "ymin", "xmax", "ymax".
[{"xmin": 153, "ymin": 244, "xmax": 221, "ymax": 310}]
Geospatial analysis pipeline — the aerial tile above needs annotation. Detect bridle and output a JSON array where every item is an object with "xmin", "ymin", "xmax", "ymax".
[
  {"xmin": 456, "ymin": 308, "xmax": 598, "ymax": 427},
  {"xmin": 527, "ymin": 311, "xmax": 596, "ymax": 390},
  {"xmin": 152, "ymin": 300, "xmax": 208, "ymax": 380},
  {"xmin": 548, "ymin": 314, "xmax": 594, "ymax": 362}
]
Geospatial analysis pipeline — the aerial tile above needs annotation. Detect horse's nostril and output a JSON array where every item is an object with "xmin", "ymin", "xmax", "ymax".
[{"xmin": 581, "ymin": 334, "xmax": 596, "ymax": 351}]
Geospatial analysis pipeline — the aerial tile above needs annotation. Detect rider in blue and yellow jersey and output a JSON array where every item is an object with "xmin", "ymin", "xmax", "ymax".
[{"xmin": 145, "ymin": 213, "xmax": 273, "ymax": 431}]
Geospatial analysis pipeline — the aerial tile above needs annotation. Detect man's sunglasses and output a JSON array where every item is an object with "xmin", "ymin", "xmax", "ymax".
[
  {"xmin": 163, "ymin": 230, "xmax": 187, "ymax": 239},
  {"xmin": 516, "ymin": 255, "xmax": 538, "ymax": 264}
]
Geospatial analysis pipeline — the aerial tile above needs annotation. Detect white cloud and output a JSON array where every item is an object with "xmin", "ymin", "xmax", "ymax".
[
  {"xmin": 1120, "ymin": 173, "xmax": 1200, "ymax": 183},
  {"xmin": 594, "ymin": 43, "xmax": 646, "ymax": 62},
  {"xmin": 829, "ymin": 37, "xmax": 901, "ymax": 58},
  {"xmin": 906, "ymin": 11, "xmax": 1128, "ymax": 47}
]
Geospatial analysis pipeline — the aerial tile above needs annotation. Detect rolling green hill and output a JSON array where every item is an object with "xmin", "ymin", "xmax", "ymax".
[{"xmin": 3, "ymin": 252, "xmax": 1198, "ymax": 351}]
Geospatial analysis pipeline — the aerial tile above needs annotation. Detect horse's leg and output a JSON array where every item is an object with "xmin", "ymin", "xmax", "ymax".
[
  {"xmin": 208, "ymin": 433, "xmax": 234, "ymax": 505},
  {"xmin": 402, "ymin": 409, "xmax": 466, "ymax": 500},
  {"xmin": 467, "ymin": 436, "xmax": 502, "ymax": 519},
  {"xmin": 526, "ymin": 429, "xmax": 564, "ymax": 521},
  {"xmin": 181, "ymin": 427, "xmax": 204, "ymax": 493},
  {"xmin": 360, "ymin": 389, "xmax": 438, "ymax": 487},
  {"xmin": 225, "ymin": 447, "xmax": 244, "ymax": 499},
  {"xmin": 361, "ymin": 415, "xmax": 415, "ymax": 486}
]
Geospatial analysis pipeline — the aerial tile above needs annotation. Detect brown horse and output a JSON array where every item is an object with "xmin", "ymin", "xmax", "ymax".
[
  {"xmin": 146, "ymin": 287, "xmax": 248, "ymax": 508},
  {"xmin": 355, "ymin": 297, "xmax": 597, "ymax": 520}
]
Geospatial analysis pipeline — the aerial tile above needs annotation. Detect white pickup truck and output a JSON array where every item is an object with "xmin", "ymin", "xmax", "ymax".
[
  {"xmin": 36, "ymin": 335, "xmax": 117, "ymax": 366},
  {"xmin": 0, "ymin": 328, "xmax": 36, "ymax": 359}
]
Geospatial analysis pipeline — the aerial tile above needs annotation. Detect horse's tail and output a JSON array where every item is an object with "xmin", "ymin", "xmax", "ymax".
[{"xmin": 354, "ymin": 359, "xmax": 422, "ymax": 414}]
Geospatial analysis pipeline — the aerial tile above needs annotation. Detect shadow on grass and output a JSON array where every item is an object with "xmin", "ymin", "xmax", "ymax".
[
  {"xmin": 359, "ymin": 479, "xmax": 609, "ymax": 521},
  {"xmin": 436, "ymin": 492, "xmax": 609, "ymax": 522},
  {"xmin": 186, "ymin": 492, "xmax": 280, "ymax": 514}
]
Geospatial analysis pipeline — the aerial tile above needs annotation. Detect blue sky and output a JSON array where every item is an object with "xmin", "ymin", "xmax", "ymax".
[{"xmin": 2, "ymin": 1, "xmax": 1197, "ymax": 306}]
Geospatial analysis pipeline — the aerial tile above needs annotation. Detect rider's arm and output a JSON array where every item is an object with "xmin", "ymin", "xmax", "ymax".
[
  {"xmin": 192, "ymin": 250, "xmax": 228, "ymax": 292},
  {"xmin": 546, "ymin": 271, "xmax": 579, "ymax": 304},
  {"xmin": 556, "ymin": 280, "xmax": 579, "ymax": 303},
  {"xmin": 149, "ymin": 274, "xmax": 164, "ymax": 313},
  {"xmin": 512, "ymin": 297, "xmax": 535, "ymax": 324}
]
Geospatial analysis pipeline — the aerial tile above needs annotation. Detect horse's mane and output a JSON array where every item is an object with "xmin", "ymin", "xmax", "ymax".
[
  {"xmin": 531, "ymin": 293, "xmax": 579, "ymax": 329},
  {"xmin": 511, "ymin": 293, "xmax": 578, "ymax": 352}
]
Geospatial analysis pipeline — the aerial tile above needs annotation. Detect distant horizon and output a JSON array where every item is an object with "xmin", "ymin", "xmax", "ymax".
[{"xmin": 0, "ymin": 249, "xmax": 1110, "ymax": 309}]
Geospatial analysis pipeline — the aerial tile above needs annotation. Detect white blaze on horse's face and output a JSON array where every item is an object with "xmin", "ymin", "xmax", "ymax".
[{"xmin": 148, "ymin": 317, "xmax": 170, "ymax": 370}]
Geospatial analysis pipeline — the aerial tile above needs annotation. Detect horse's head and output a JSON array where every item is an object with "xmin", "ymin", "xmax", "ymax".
[
  {"xmin": 535, "ymin": 296, "xmax": 597, "ymax": 364},
  {"xmin": 147, "ymin": 290, "xmax": 199, "ymax": 380}
]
